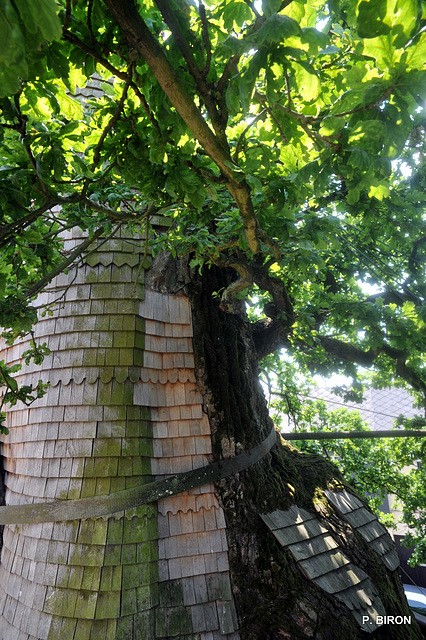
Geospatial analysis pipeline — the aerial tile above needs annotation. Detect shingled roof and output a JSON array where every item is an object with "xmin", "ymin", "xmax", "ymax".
[{"xmin": 261, "ymin": 489, "xmax": 400, "ymax": 633}]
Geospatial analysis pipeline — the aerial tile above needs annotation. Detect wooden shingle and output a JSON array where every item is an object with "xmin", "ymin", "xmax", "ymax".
[
  {"xmin": 324, "ymin": 490, "xmax": 400, "ymax": 572},
  {"xmin": 261, "ymin": 505, "xmax": 386, "ymax": 633}
]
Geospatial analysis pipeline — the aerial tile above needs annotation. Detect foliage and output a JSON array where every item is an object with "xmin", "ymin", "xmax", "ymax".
[
  {"xmin": 262, "ymin": 351, "xmax": 426, "ymax": 562},
  {"xmin": 0, "ymin": 0, "xmax": 425, "ymax": 549}
]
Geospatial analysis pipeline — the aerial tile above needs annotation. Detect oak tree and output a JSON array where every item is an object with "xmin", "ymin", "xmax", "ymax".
[{"xmin": 0, "ymin": 0, "xmax": 425, "ymax": 638}]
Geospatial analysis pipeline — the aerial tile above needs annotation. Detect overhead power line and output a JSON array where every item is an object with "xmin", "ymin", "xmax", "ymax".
[{"xmin": 282, "ymin": 429, "xmax": 426, "ymax": 441}]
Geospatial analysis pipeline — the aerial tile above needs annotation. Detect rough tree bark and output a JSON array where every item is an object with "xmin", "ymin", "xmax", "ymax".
[{"xmin": 148, "ymin": 253, "xmax": 421, "ymax": 640}]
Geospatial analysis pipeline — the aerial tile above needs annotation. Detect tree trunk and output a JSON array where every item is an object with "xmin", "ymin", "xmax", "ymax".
[
  {"xmin": 176, "ymin": 260, "xmax": 421, "ymax": 640},
  {"xmin": 0, "ymin": 234, "xmax": 421, "ymax": 640}
]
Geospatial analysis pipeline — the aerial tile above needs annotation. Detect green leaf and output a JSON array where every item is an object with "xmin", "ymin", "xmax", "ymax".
[
  {"xmin": 0, "ymin": 57, "xmax": 28, "ymax": 97},
  {"xmin": 223, "ymin": 1, "xmax": 253, "ymax": 31},
  {"xmin": 385, "ymin": 0, "xmax": 420, "ymax": 48},
  {"xmin": 257, "ymin": 14, "xmax": 301, "ymax": 45},
  {"xmin": 291, "ymin": 61, "xmax": 321, "ymax": 101},
  {"xmin": 226, "ymin": 75, "xmax": 242, "ymax": 115},
  {"xmin": 363, "ymin": 34, "xmax": 402, "ymax": 70},
  {"xmin": 300, "ymin": 27, "xmax": 330, "ymax": 53},
  {"xmin": 331, "ymin": 89, "xmax": 364, "ymax": 114},
  {"xmin": 239, "ymin": 50, "xmax": 267, "ymax": 113},
  {"xmin": 262, "ymin": 0, "xmax": 282, "ymax": 18},
  {"xmin": 404, "ymin": 30, "xmax": 426, "ymax": 70},
  {"xmin": 84, "ymin": 54, "xmax": 97, "ymax": 79},
  {"xmin": 362, "ymin": 82, "xmax": 386, "ymax": 106},
  {"xmin": 348, "ymin": 120, "xmax": 384, "ymax": 152},
  {"xmin": 318, "ymin": 44, "xmax": 339, "ymax": 55},
  {"xmin": 24, "ymin": 230, "xmax": 44, "ymax": 244},
  {"xmin": 13, "ymin": 0, "xmax": 61, "ymax": 41},
  {"xmin": 0, "ymin": 1, "xmax": 25, "ymax": 65},
  {"xmin": 348, "ymin": 148, "xmax": 371, "ymax": 171},
  {"xmin": 357, "ymin": 0, "xmax": 390, "ymax": 39},
  {"xmin": 319, "ymin": 116, "xmax": 345, "ymax": 136},
  {"xmin": 3, "ymin": 372, "xmax": 17, "ymax": 392},
  {"xmin": 368, "ymin": 178, "xmax": 390, "ymax": 200}
]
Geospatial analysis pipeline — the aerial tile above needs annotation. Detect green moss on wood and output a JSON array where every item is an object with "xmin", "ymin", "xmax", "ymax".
[
  {"xmin": 115, "ymin": 615, "xmax": 134, "ymax": 640},
  {"xmin": 44, "ymin": 587, "xmax": 78, "ymax": 617},
  {"xmin": 103, "ymin": 544, "xmax": 121, "ymax": 567},
  {"xmin": 71, "ymin": 544, "xmax": 105, "ymax": 567},
  {"xmin": 68, "ymin": 565, "xmax": 84, "ymax": 590},
  {"xmin": 122, "ymin": 564, "xmax": 139, "ymax": 589},
  {"xmin": 83, "ymin": 349, "xmax": 98, "ymax": 366},
  {"xmin": 121, "ymin": 437, "xmax": 140, "ymax": 457},
  {"xmin": 117, "ymin": 457, "xmax": 133, "ymax": 476},
  {"xmin": 107, "ymin": 518, "xmax": 124, "ymax": 545},
  {"xmin": 121, "ymin": 588, "xmax": 138, "ymax": 616},
  {"xmin": 95, "ymin": 590, "xmax": 121, "ymax": 619},
  {"xmin": 121, "ymin": 543, "xmax": 137, "ymax": 565},
  {"xmin": 74, "ymin": 619, "xmax": 92, "ymax": 640},
  {"xmin": 81, "ymin": 477, "xmax": 97, "ymax": 498},
  {"xmin": 74, "ymin": 591, "xmax": 98, "ymax": 619},
  {"xmin": 81, "ymin": 566, "xmax": 102, "ymax": 591}
]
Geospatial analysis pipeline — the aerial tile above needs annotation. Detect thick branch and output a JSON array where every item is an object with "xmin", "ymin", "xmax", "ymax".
[
  {"xmin": 252, "ymin": 317, "xmax": 290, "ymax": 361},
  {"xmin": 366, "ymin": 290, "xmax": 421, "ymax": 306},
  {"xmin": 318, "ymin": 336, "xmax": 426, "ymax": 395},
  {"xmin": 0, "ymin": 202, "xmax": 59, "ymax": 247},
  {"xmin": 154, "ymin": 0, "xmax": 228, "ymax": 148},
  {"xmin": 253, "ymin": 327, "xmax": 425, "ymax": 395},
  {"xmin": 408, "ymin": 235, "xmax": 426, "ymax": 275},
  {"xmin": 102, "ymin": 0, "xmax": 261, "ymax": 253}
]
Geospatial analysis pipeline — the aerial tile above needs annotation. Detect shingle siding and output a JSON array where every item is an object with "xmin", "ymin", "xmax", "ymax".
[{"xmin": 0, "ymin": 226, "xmax": 239, "ymax": 640}]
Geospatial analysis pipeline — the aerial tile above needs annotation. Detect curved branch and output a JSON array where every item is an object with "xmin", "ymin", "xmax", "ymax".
[
  {"xmin": 366, "ymin": 290, "xmax": 421, "ymax": 306},
  {"xmin": 19, "ymin": 226, "xmax": 106, "ymax": 303},
  {"xmin": 154, "ymin": 0, "xmax": 228, "ymax": 147},
  {"xmin": 102, "ymin": 0, "xmax": 261, "ymax": 253},
  {"xmin": 317, "ymin": 336, "xmax": 426, "ymax": 395}
]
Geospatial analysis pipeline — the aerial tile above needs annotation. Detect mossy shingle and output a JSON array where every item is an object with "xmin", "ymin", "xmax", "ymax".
[
  {"xmin": 74, "ymin": 591, "xmax": 98, "ymax": 619},
  {"xmin": 95, "ymin": 590, "xmax": 121, "ymax": 619}
]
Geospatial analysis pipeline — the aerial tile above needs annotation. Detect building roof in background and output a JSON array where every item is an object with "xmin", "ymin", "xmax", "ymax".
[{"xmin": 307, "ymin": 387, "xmax": 419, "ymax": 431}]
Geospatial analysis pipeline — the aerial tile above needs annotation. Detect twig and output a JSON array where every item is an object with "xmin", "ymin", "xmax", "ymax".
[
  {"xmin": 63, "ymin": 29, "xmax": 129, "ymax": 81},
  {"xmin": 92, "ymin": 75, "xmax": 131, "ymax": 167},
  {"xmin": 233, "ymin": 109, "xmax": 267, "ymax": 162},
  {"xmin": 129, "ymin": 81, "xmax": 160, "ymax": 130},
  {"xmin": 198, "ymin": 1, "xmax": 212, "ymax": 76},
  {"xmin": 266, "ymin": 107, "xmax": 288, "ymax": 144},
  {"xmin": 20, "ymin": 227, "xmax": 106, "ymax": 303}
]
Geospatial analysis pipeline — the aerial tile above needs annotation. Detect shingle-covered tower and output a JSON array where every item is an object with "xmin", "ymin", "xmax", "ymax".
[{"xmin": 0, "ymin": 224, "xmax": 240, "ymax": 640}]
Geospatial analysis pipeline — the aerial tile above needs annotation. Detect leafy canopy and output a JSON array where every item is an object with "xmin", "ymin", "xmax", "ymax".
[{"xmin": 0, "ymin": 1, "xmax": 425, "ymax": 438}]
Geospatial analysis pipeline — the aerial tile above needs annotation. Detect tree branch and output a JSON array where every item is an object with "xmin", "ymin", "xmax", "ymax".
[
  {"xmin": 17, "ymin": 227, "xmax": 106, "ymax": 304},
  {"xmin": 317, "ymin": 336, "xmax": 426, "ymax": 395},
  {"xmin": 102, "ymin": 0, "xmax": 261, "ymax": 253},
  {"xmin": 154, "ymin": 0, "xmax": 228, "ymax": 147},
  {"xmin": 92, "ymin": 74, "xmax": 131, "ymax": 167},
  {"xmin": 366, "ymin": 290, "xmax": 421, "ymax": 306}
]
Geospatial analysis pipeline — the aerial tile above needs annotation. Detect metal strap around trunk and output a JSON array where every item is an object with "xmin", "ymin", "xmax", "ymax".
[{"xmin": 0, "ymin": 427, "xmax": 276, "ymax": 524}]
